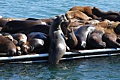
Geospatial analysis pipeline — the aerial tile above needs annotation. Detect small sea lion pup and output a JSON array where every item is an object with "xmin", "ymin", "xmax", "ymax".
[
  {"xmin": 49, "ymin": 15, "xmax": 67, "ymax": 64},
  {"xmin": 0, "ymin": 35, "xmax": 17, "ymax": 56},
  {"xmin": 74, "ymin": 24, "xmax": 96, "ymax": 50}
]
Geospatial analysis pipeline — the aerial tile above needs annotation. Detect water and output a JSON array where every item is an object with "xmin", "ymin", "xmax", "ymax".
[{"xmin": 0, "ymin": 0, "xmax": 120, "ymax": 80}]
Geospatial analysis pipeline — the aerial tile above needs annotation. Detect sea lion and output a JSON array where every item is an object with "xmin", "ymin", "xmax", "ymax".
[
  {"xmin": 95, "ymin": 19, "xmax": 120, "ymax": 34},
  {"xmin": 65, "ymin": 10, "xmax": 92, "ymax": 20},
  {"xmin": 27, "ymin": 32, "xmax": 48, "ymax": 41},
  {"xmin": 114, "ymin": 23, "xmax": 120, "ymax": 34},
  {"xmin": 21, "ymin": 38, "xmax": 45, "ymax": 54},
  {"xmin": 2, "ymin": 33, "xmax": 23, "ymax": 55},
  {"xmin": 26, "ymin": 32, "xmax": 49, "ymax": 53},
  {"xmin": 21, "ymin": 32, "xmax": 49, "ymax": 54},
  {"xmin": 0, "ymin": 18, "xmax": 26, "ymax": 27},
  {"xmin": 102, "ymin": 29, "xmax": 120, "ymax": 48},
  {"xmin": 49, "ymin": 15, "xmax": 67, "ymax": 64},
  {"xmin": 86, "ymin": 30, "xmax": 106, "ymax": 49},
  {"xmin": 49, "ymin": 29, "xmax": 66, "ymax": 64},
  {"xmin": 0, "ymin": 36, "xmax": 17, "ymax": 56},
  {"xmin": 92, "ymin": 7, "xmax": 120, "ymax": 21},
  {"xmin": 26, "ymin": 18, "xmax": 54, "ymax": 25},
  {"xmin": 1, "ymin": 19, "xmax": 47, "ymax": 33},
  {"xmin": 22, "ymin": 24, "xmax": 50, "ymax": 35},
  {"xmin": 74, "ymin": 24, "xmax": 96, "ymax": 49},
  {"xmin": 66, "ymin": 27, "xmax": 78, "ymax": 49},
  {"xmin": 101, "ymin": 14, "xmax": 120, "ymax": 21},
  {"xmin": 69, "ymin": 6, "xmax": 98, "ymax": 19},
  {"xmin": 60, "ymin": 18, "xmax": 79, "ymax": 49},
  {"xmin": 94, "ymin": 19, "xmax": 116, "ymax": 32}
]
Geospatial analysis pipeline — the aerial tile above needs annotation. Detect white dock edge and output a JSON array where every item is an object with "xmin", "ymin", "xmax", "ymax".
[{"xmin": 0, "ymin": 48, "xmax": 120, "ymax": 63}]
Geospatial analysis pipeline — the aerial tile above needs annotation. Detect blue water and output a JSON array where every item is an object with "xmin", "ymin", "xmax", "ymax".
[{"xmin": 0, "ymin": 0, "xmax": 120, "ymax": 80}]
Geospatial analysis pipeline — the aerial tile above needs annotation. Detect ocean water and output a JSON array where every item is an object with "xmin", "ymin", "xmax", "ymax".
[{"xmin": 0, "ymin": 0, "xmax": 120, "ymax": 80}]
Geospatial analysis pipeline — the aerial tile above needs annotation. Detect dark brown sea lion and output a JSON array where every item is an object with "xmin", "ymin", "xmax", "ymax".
[
  {"xmin": 2, "ymin": 33, "xmax": 23, "ymax": 55},
  {"xmin": 21, "ymin": 32, "xmax": 49, "ymax": 54},
  {"xmin": 0, "ymin": 36, "xmax": 17, "ymax": 56},
  {"xmin": 74, "ymin": 24, "xmax": 96, "ymax": 49},
  {"xmin": 1, "ymin": 19, "xmax": 47, "ymax": 33},
  {"xmin": 66, "ymin": 27, "xmax": 78, "ymax": 49},
  {"xmin": 60, "ymin": 18, "xmax": 79, "ymax": 49},
  {"xmin": 26, "ymin": 18, "xmax": 54, "ymax": 25},
  {"xmin": 114, "ymin": 23, "xmax": 120, "ymax": 34},
  {"xmin": 86, "ymin": 30, "xmax": 106, "ymax": 49},
  {"xmin": 92, "ymin": 7, "xmax": 120, "ymax": 21},
  {"xmin": 22, "ymin": 24, "xmax": 50, "ymax": 35},
  {"xmin": 25, "ymin": 18, "xmax": 39, "ymax": 20},
  {"xmin": 0, "ymin": 18, "xmax": 26, "ymax": 27},
  {"xmin": 21, "ymin": 39, "xmax": 45, "ymax": 54},
  {"xmin": 102, "ymin": 29, "xmax": 120, "ymax": 48},
  {"xmin": 26, "ymin": 32, "xmax": 49, "ymax": 53},
  {"xmin": 102, "ymin": 14, "xmax": 120, "ymax": 21},
  {"xmin": 49, "ymin": 15, "xmax": 67, "ymax": 64}
]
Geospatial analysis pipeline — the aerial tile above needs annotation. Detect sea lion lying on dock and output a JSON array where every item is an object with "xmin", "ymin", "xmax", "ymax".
[
  {"xmin": 74, "ymin": 24, "xmax": 96, "ymax": 49},
  {"xmin": 21, "ymin": 32, "xmax": 49, "ymax": 54},
  {"xmin": 0, "ymin": 18, "xmax": 27, "ymax": 27},
  {"xmin": 92, "ymin": 7, "xmax": 120, "ymax": 21},
  {"xmin": 86, "ymin": 30, "xmax": 106, "ymax": 49},
  {"xmin": 22, "ymin": 24, "xmax": 50, "ymax": 35},
  {"xmin": 1, "ymin": 19, "xmax": 49, "ymax": 33},
  {"xmin": 65, "ymin": 10, "xmax": 92, "ymax": 20},
  {"xmin": 102, "ymin": 29, "xmax": 120, "ymax": 48},
  {"xmin": 69, "ymin": 6, "xmax": 98, "ymax": 19},
  {"xmin": 0, "ymin": 36, "xmax": 17, "ymax": 56}
]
